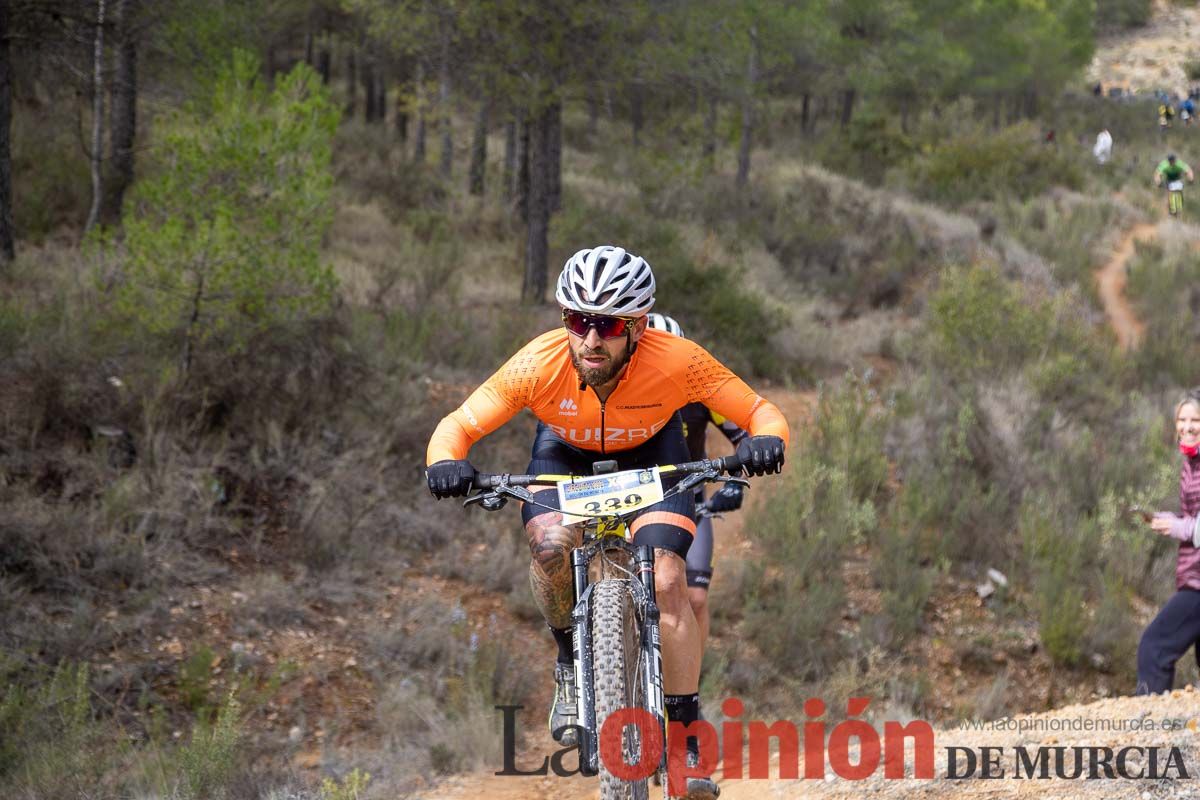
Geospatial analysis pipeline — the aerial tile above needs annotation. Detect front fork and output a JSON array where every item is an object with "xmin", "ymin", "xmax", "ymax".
[
  {"xmin": 569, "ymin": 543, "xmax": 668, "ymax": 778},
  {"xmin": 635, "ymin": 544, "xmax": 668, "ymax": 774}
]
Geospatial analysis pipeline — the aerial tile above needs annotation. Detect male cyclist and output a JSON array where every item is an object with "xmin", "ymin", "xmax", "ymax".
[
  {"xmin": 1154, "ymin": 154, "xmax": 1195, "ymax": 216},
  {"xmin": 426, "ymin": 246, "xmax": 789, "ymax": 799}
]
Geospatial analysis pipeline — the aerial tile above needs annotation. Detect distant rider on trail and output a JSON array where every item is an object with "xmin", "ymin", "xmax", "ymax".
[{"xmin": 1154, "ymin": 154, "xmax": 1195, "ymax": 217}]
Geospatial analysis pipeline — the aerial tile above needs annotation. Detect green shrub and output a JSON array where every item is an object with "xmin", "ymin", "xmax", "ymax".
[
  {"xmin": 742, "ymin": 383, "xmax": 879, "ymax": 678},
  {"xmin": 1188, "ymin": 60, "xmax": 1200, "ymax": 82},
  {"xmin": 1020, "ymin": 495, "xmax": 1086, "ymax": 666},
  {"xmin": 1126, "ymin": 243, "xmax": 1200, "ymax": 387},
  {"xmin": 178, "ymin": 692, "xmax": 244, "ymax": 800},
  {"xmin": 900, "ymin": 123, "xmax": 1084, "ymax": 206},
  {"xmin": 924, "ymin": 266, "xmax": 1049, "ymax": 379},
  {"xmin": 114, "ymin": 50, "xmax": 339, "ymax": 372},
  {"xmin": 1096, "ymin": 0, "xmax": 1152, "ymax": 28},
  {"xmin": 10, "ymin": 108, "xmax": 91, "ymax": 241},
  {"xmin": 758, "ymin": 175, "xmax": 934, "ymax": 309},
  {"xmin": 871, "ymin": 522, "xmax": 934, "ymax": 645},
  {"xmin": 818, "ymin": 111, "xmax": 915, "ymax": 185},
  {"xmin": 322, "ymin": 768, "xmax": 372, "ymax": 800},
  {"xmin": 811, "ymin": 374, "xmax": 890, "ymax": 502}
]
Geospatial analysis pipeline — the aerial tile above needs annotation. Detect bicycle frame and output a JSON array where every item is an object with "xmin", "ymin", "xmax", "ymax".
[{"xmin": 465, "ymin": 456, "xmax": 745, "ymax": 779}]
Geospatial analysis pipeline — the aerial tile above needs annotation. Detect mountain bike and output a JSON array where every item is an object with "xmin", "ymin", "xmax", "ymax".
[
  {"xmin": 1167, "ymin": 180, "xmax": 1185, "ymax": 217},
  {"xmin": 465, "ymin": 455, "xmax": 748, "ymax": 799}
]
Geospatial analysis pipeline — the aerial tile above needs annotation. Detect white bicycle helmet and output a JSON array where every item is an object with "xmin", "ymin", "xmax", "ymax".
[
  {"xmin": 646, "ymin": 313, "xmax": 684, "ymax": 337},
  {"xmin": 555, "ymin": 246, "xmax": 656, "ymax": 316}
]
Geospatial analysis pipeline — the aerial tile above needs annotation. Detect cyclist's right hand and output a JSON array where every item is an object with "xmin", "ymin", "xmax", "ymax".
[{"xmin": 426, "ymin": 459, "xmax": 477, "ymax": 499}]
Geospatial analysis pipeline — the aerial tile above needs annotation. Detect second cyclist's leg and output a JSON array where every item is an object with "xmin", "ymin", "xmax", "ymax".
[{"xmin": 686, "ymin": 512, "xmax": 715, "ymax": 650}]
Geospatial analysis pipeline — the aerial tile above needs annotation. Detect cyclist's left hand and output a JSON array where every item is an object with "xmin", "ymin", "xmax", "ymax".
[
  {"xmin": 706, "ymin": 484, "xmax": 744, "ymax": 513},
  {"xmin": 735, "ymin": 435, "xmax": 786, "ymax": 476}
]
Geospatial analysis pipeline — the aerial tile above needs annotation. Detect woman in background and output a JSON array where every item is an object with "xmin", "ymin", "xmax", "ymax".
[{"xmin": 1136, "ymin": 388, "xmax": 1200, "ymax": 694}]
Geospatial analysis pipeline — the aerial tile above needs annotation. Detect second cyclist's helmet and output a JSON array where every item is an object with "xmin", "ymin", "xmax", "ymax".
[
  {"xmin": 1169, "ymin": 153, "xmax": 1178, "ymax": 162},
  {"xmin": 646, "ymin": 313, "xmax": 684, "ymax": 338},
  {"xmin": 555, "ymin": 246, "xmax": 656, "ymax": 317}
]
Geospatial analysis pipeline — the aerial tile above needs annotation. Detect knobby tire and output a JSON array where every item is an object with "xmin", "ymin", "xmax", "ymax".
[{"xmin": 592, "ymin": 579, "xmax": 652, "ymax": 800}]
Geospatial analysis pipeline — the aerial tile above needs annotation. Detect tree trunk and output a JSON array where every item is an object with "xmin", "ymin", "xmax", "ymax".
[
  {"xmin": 840, "ymin": 87, "xmax": 855, "ymax": 128},
  {"xmin": 547, "ymin": 101, "xmax": 561, "ymax": 213},
  {"xmin": 587, "ymin": 87, "xmax": 598, "ymax": 127},
  {"xmin": 304, "ymin": 30, "xmax": 313, "ymax": 65},
  {"xmin": 374, "ymin": 73, "xmax": 387, "ymax": 124},
  {"xmin": 516, "ymin": 109, "xmax": 529, "ymax": 221},
  {"xmin": 702, "ymin": 94, "xmax": 717, "ymax": 163},
  {"xmin": 413, "ymin": 60, "xmax": 427, "ymax": 162},
  {"xmin": 630, "ymin": 79, "xmax": 644, "ymax": 149},
  {"xmin": 84, "ymin": 0, "xmax": 107, "ymax": 233},
  {"xmin": 735, "ymin": 34, "xmax": 757, "ymax": 190},
  {"xmin": 800, "ymin": 92, "xmax": 810, "ymax": 133},
  {"xmin": 362, "ymin": 58, "xmax": 376, "ymax": 121},
  {"xmin": 468, "ymin": 98, "xmax": 488, "ymax": 196},
  {"xmin": 317, "ymin": 46, "xmax": 331, "ymax": 84},
  {"xmin": 438, "ymin": 32, "xmax": 452, "ymax": 179},
  {"xmin": 395, "ymin": 80, "xmax": 408, "ymax": 142},
  {"xmin": 0, "ymin": 0, "xmax": 14, "ymax": 264},
  {"xmin": 100, "ymin": 0, "xmax": 136, "ymax": 227},
  {"xmin": 522, "ymin": 106, "xmax": 550, "ymax": 304},
  {"xmin": 345, "ymin": 50, "xmax": 357, "ymax": 120},
  {"xmin": 503, "ymin": 116, "xmax": 516, "ymax": 203}
]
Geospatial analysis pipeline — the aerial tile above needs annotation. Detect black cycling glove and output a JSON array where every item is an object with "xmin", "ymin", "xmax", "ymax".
[
  {"xmin": 735, "ymin": 435, "xmax": 786, "ymax": 477},
  {"xmin": 426, "ymin": 459, "xmax": 476, "ymax": 499},
  {"xmin": 706, "ymin": 483, "xmax": 744, "ymax": 513}
]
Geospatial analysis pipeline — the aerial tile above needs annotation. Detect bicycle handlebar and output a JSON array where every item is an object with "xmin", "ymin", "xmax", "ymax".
[{"xmin": 471, "ymin": 453, "xmax": 744, "ymax": 490}]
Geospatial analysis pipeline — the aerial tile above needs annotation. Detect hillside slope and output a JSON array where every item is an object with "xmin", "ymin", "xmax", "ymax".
[{"xmin": 1089, "ymin": 0, "xmax": 1200, "ymax": 94}]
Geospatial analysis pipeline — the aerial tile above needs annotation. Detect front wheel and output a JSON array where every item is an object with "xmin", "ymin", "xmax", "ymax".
[
  {"xmin": 1170, "ymin": 190, "xmax": 1184, "ymax": 216},
  {"xmin": 592, "ymin": 579, "xmax": 652, "ymax": 800}
]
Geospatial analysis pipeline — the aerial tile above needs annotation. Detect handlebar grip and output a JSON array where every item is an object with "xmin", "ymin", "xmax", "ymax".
[
  {"xmin": 473, "ymin": 472, "xmax": 499, "ymax": 489},
  {"xmin": 717, "ymin": 454, "xmax": 744, "ymax": 474}
]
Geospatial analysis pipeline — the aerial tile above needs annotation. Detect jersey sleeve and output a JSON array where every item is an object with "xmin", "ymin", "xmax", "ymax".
[
  {"xmin": 672, "ymin": 340, "xmax": 790, "ymax": 448},
  {"xmin": 708, "ymin": 411, "xmax": 749, "ymax": 446},
  {"xmin": 425, "ymin": 341, "xmax": 546, "ymax": 464}
]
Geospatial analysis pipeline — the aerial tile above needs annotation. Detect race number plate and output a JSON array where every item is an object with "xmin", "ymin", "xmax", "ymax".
[
  {"xmin": 1169, "ymin": 180, "xmax": 1185, "ymax": 191},
  {"xmin": 557, "ymin": 467, "xmax": 664, "ymax": 518}
]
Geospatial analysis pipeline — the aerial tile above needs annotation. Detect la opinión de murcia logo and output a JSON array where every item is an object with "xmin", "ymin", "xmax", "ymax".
[{"xmin": 495, "ymin": 698, "xmax": 1191, "ymax": 791}]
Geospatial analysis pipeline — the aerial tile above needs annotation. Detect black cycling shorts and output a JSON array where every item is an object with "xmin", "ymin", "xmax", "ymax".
[{"xmin": 520, "ymin": 414, "xmax": 696, "ymax": 558}]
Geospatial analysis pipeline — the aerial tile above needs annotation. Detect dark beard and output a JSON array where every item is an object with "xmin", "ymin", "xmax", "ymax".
[{"xmin": 571, "ymin": 342, "xmax": 630, "ymax": 388}]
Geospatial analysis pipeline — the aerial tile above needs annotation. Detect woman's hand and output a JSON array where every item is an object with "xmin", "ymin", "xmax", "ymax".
[{"xmin": 1152, "ymin": 512, "xmax": 1197, "ymax": 542}]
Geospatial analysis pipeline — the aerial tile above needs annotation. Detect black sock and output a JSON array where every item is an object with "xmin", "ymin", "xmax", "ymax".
[
  {"xmin": 665, "ymin": 693, "xmax": 701, "ymax": 754},
  {"xmin": 549, "ymin": 625, "xmax": 573, "ymax": 665}
]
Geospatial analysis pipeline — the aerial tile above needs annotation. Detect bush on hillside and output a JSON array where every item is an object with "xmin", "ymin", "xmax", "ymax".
[
  {"xmin": 1096, "ymin": 0, "xmax": 1152, "ymax": 29},
  {"xmin": 899, "ymin": 123, "xmax": 1084, "ymax": 206},
  {"xmin": 113, "ymin": 51, "xmax": 339, "ymax": 374},
  {"xmin": 742, "ymin": 381, "xmax": 880, "ymax": 678}
]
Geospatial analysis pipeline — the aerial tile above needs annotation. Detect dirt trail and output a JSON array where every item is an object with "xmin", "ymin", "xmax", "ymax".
[{"xmin": 1095, "ymin": 223, "xmax": 1155, "ymax": 351}]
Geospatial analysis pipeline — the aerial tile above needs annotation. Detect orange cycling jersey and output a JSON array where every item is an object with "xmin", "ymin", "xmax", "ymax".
[{"xmin": 426, "ymin": 328, "xmax": 790, "ymax": 464}]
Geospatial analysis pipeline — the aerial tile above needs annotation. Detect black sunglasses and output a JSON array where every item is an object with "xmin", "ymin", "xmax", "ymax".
[{"xmin": 562, "ymin": 310, "xmax": 636, "ymax": 339}]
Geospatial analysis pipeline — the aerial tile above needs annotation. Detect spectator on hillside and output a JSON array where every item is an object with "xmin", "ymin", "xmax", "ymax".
[
  {"xmin": 1135, "ymin": 388, "xmax": 1200, "ymax": 695},
  {"xmin": 1182, "ymin": 96, "xmax": 1196, "ymax": 126},
  {"xmin": 1159, "ymin": 101, "xmax": 1176, "ymax": 131},
  {"xmin": 1094, "ymin": 129, "xmax": 1113, "ymax": 164}
]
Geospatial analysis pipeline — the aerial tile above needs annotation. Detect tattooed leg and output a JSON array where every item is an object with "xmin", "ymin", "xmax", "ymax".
[{"xmin": 525, "ymin": 510, "xmax": 582, "ymax": 629}]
